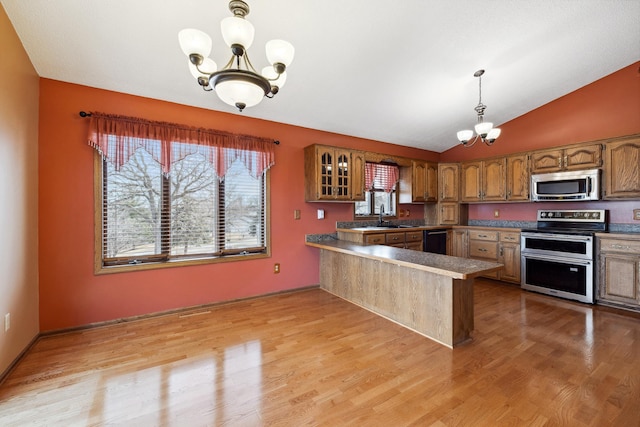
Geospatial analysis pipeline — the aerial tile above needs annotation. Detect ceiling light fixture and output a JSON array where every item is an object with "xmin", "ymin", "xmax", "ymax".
[
  {"xmin": 178, "ymin": 0, "xmax": 294, "ymax": 112},
  {"xmin": 457, "ymin": 69, "xmax": 501, "ymax": 147}
]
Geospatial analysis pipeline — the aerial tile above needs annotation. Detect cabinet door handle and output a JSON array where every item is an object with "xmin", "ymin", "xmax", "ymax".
[
  {"xmin": 611, "ymin": 244, "xmax": 631, "ymax": 250},
  {"xmin": 478, "ymin": 234, "xmax": 488, "ymax": 238},
  {"xmin": 500, "ymin": 247, "xmax": 503, "ymax": 256},
  {"xmin": 478, "ymin": 248, "xmax": 487, "ymax": 252},
  {"xmin": 564, "ymin": 155, "xmax": 568, "ymax": 167},
  {"xmin": 558, "ymin": 157, "xmax": 562, "ymax": 168}
]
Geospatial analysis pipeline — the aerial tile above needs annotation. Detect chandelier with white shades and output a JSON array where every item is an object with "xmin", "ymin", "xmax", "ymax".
[
  {"xmin": 178, "ymin": 0, "xmax": 294, "ymax": 112},
  {"xmin": 456, "ymin": 69, "xmax": 501, "ymax": 147}
]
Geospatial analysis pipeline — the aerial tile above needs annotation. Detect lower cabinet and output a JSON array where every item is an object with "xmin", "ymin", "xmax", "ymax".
[
  {"xmin": 498, "ymin": 232, "xmax": 521, "ymax": 283},
  {"xmin": 451, "ymin": 229, "xmax": 468, "ymax": 258},
  {"xmin": 345, "ymin": 230, "xmax": 423, "ymax": 251},
  {"xmin": 597, "ymin": 235, "xmax": 640, "ymax": 311},
  {"xmin": 454, "ymin": 227, "xmax": 521, "ymax": 284},
  {"xmin": 468, "ymin": 230, "xmax": 500, "ymax": 280}
]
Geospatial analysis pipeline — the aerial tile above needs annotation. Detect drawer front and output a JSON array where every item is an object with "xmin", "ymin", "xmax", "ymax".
[
  {"xmin": 469, "ymin": 240, "xmax": 499, "ymax": 259},
  {"xmin": 469, "ymin": 230, "xmax": 499, "ymax": 241},
  {"xmin": 500, "ymin": 231, "xmax": 520, "ymax": 243},
  {"xmin": 405, "ymin": 241, "xmax": 423, "ymax": 251},
  {"xmin": 405, "ymin": 231, "xmax": 423, "ymax": 242},
  {"xmin": 385, "ymin": 232, "xmax": 406, "ymax": 244},
  {"xmin": 599, "ymin": 238, "xmax": 640, "ymax": 255},
  {"xmin": 365, "ymin": 233, "xmax": 386, "ymax": 245}
]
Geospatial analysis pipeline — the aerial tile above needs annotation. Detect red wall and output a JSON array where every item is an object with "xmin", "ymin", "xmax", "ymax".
[
  {"xmin": 38, "ymin": 79, "xmax": 438, "ymax": 331},
  {"xmin": 442, "ymin": 61, "xmax": 640, "ymax": 223}
]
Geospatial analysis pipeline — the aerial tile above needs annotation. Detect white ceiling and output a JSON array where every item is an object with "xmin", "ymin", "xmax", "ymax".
[{"xmin": 3, "ymin": 0, "xmax": 639, "ymax": 153}]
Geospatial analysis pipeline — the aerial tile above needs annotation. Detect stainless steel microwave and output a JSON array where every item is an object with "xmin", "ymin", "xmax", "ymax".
[{"xmin": 530, "ymin": 169, "xmax": 600, "ymax": 201}]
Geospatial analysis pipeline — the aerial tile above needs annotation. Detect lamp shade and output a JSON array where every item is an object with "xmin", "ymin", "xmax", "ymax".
[
  {"xmin": 262, "ymin": 66, "xmax": 287, "ymax": 89},
  {"xmin": 486, "ymin": 128, "xmax": 501, "ymax": 141},
  {"xmin": 221, "ymin": 16, "xmax": 255, "ymax": 49},
  {"xmin": 457, "ymin": 130, "xmax": 474, "ymax": 143},
  {"xmin": 189, "ymin": 58, "xmax": 217, "ymax": 79},
  {"xmin": 215, "ymin": 79, "xmax": 265, "ymax": 109},
  {"xmin": 474, "ymin": 121, "xmax": 493, "ymax": 137},
  {"xmin": 178, "ymin": 29, "xmax": 212, "ymax": 57},
  {"xmin": 266, "ymin": 39, "xmax": 295, "ymax": 66}
]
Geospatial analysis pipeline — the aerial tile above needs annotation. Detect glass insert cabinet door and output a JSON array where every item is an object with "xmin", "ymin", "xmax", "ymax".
[{"xmin": 319, "ymin": 148, "xmax": 351, "ymax": 200}]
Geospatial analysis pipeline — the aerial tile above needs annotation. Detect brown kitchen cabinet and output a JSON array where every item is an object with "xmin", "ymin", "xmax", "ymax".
[
  {"xmin": 597, "ymin": 235, "xmax": 640, "ymax": 311},
  {"xmin": 438, "ymin": 163, "xmax": 460, "ymax": 202},
  {"xmin": 498, "ymin": 231, "xmax": 521, "ymax": 283},
  {"xmin": 530, "ymin": 143, "xmax": 602, "ymax": 174},
  {"xmin": 453, "ymin": 227, "xmax": 521, "ymax": 284},
  {"xmin": 304, "ymin": 144, "xmax": 365, "ymax": 202},
  {"xmin": 399, "ymin": 160, "xmax": 438, "ymax": 203},
  {"xmin": 468, "ymin": 230, "xmax": 500, "ymax": 279},
  {"xmin": 505, "ymin": 153, "xmax": 530, "ymax": 201},
  {"xmin": 339, "ymin": 229, "xmax": 423, "ymax": 251},
  {"xmin": 461, "ymin": 158, "xmax": 506, "ymax": 202},
  {"xmin": 439, "ymin": 202, "xmax": 460, "ymax": 225},
  {"xmin": 350, "ymin": 150, "xmax": 366, "ymax": 201},
  {"xmin": 603, "ymin": 135, "xmax": 640, "ymax": 199},
  {"xmin": 451, "ymin": 229, "xmax": 468, "ymax": 258}
]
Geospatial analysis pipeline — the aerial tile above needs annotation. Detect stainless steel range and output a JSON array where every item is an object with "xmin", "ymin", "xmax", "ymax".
[{"xmin": 520, "ymin": 209, "xmax": 608, "ymax": 304}]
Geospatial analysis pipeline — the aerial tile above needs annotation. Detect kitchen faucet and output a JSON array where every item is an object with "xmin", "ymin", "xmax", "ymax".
[{"xmin": 378, "ymin": 204, "xmax": 385, "ymax": 226}]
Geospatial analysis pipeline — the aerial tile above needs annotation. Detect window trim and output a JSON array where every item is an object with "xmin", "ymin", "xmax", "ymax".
[
  {"xmin": 353, "ymin": 188, "xmax": 399, "ymax": 221},
  {"xmin": 93, "ymin": 153, "xmax": 271, "ymax": 275}
]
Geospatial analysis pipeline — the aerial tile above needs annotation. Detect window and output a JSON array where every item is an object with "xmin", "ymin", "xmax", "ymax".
[
  {"xmin": 354, "ymin": 163, "xmax": 399, "ymax": 218},
  {"xmin": 88, "ymin": 113, "xmax": 273, "ymax": 273}
]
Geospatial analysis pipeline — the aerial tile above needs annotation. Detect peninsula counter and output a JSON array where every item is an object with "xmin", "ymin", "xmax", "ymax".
[{"xmin": 306, "ymin": 239, "xmax": 502, "ymax": 348}]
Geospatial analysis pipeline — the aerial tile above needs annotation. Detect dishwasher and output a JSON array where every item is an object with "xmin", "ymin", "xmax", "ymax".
[{"xmin": 423, "ymin": 229, "xmax": 447, "ymax": 254}]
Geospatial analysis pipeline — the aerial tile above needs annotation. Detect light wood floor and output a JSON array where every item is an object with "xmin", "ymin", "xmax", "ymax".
[{"xmin": 1, "ymin": 279, "xmax": 639, "ymax": 426}]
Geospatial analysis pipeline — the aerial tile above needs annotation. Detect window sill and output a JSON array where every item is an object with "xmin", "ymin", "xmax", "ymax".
[{"xmin": 94, "ymin": 252, "xmax": 270, "ymax": 275}]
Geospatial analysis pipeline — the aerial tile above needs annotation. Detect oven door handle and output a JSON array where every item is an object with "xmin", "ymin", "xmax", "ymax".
[
  {"xmin": 521, "ymin": 253, "xmax": 592, "ymax": 266},
  {"xmin": 521, "ymin": 233, "xmax": 592, "ymax": 243}
]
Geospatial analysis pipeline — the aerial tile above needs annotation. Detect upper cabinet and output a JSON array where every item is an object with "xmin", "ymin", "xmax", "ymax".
[
  {"xmin": 530, "ymin": 143, "xmax": 602, "ymax": 174},
  {"xmin": 304, "ymin": 144, "xmax": 365, "ymax": 202},
  {"xmin": 438, "ymin": 163, "xmax": 460, "ymax": 202},
  {"xmin": 461, "ymin": 158, "xmax": 506, "ymax": 202},
  {"xmin": 603, "ymin": 135, "xmax": 640, "ymax": 199},
  {"xmin": 505, "ymin": 153, "xmax": 530, "ymax": 201},
  {"xmin": 399, "ymin": 160, "xmax": 438, "ymax": 203}
]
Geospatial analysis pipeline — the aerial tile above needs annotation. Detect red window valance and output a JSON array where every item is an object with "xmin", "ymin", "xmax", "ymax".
[
  {"xmin": 365, "ymin": 163, "xmax": 399, "ymax": 193},
  {"xmin": 86, "ymin": 112, "xmax": 276, "ymax": 178}
]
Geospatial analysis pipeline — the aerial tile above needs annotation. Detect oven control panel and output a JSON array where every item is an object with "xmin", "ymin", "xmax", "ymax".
[{"xmin": 537, "ymin": 209, "xmax": 605, "ymax": 222}]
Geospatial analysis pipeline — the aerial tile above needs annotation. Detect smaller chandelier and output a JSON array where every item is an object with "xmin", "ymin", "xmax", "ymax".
[
  {"xmin": 456, "ymin": 69, "xmax": 501, "ymax": 147},
  {"xmin": 178, "ymin": 0, "xmax": 294, "ymax": 112}
]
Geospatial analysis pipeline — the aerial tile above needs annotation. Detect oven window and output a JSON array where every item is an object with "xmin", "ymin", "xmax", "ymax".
[
  {"xmin": 524, "ymin": 238, "xmax": 587, "ymax": 254},
  {"xmin": 524, "ymin": 257, "xmax": 587, "ymax": 295}
]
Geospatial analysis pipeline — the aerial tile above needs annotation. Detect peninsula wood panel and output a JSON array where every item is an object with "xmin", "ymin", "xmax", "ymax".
[{"xmin": 319, "ymin": 250, "xmax": 474, "ymax": 347}]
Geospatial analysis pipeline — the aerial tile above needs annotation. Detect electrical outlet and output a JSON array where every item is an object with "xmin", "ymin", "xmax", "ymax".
[
  {"xmin": 494, "ymin": 209, "xmax": 500, "ymax": 218},
  {"xmin": 4, "ymin": 313, "xmax": 10, "ymax": 332},
  {"xmin": 406, "ymin": 209, "xmax": 410, "ymax": 217},
  {"xmin": 274, "ymin": 263, "xmax": 280, "ymax": 274},
  {"xmin": 294, "ymin": 209, "xmax": 301, "ymax": 220},
  {"xmin": 634, "ymin": 209, "xmax": 640, "ymax": 221},
  {"xmin": 317, "ymin": 209, "xmax": 325, "ymax": 219}
]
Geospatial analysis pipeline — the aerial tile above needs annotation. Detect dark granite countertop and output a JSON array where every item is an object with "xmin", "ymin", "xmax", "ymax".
[{"xmin": 305, "ymin": 239, "xmax": 503, "ymax": 280}]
